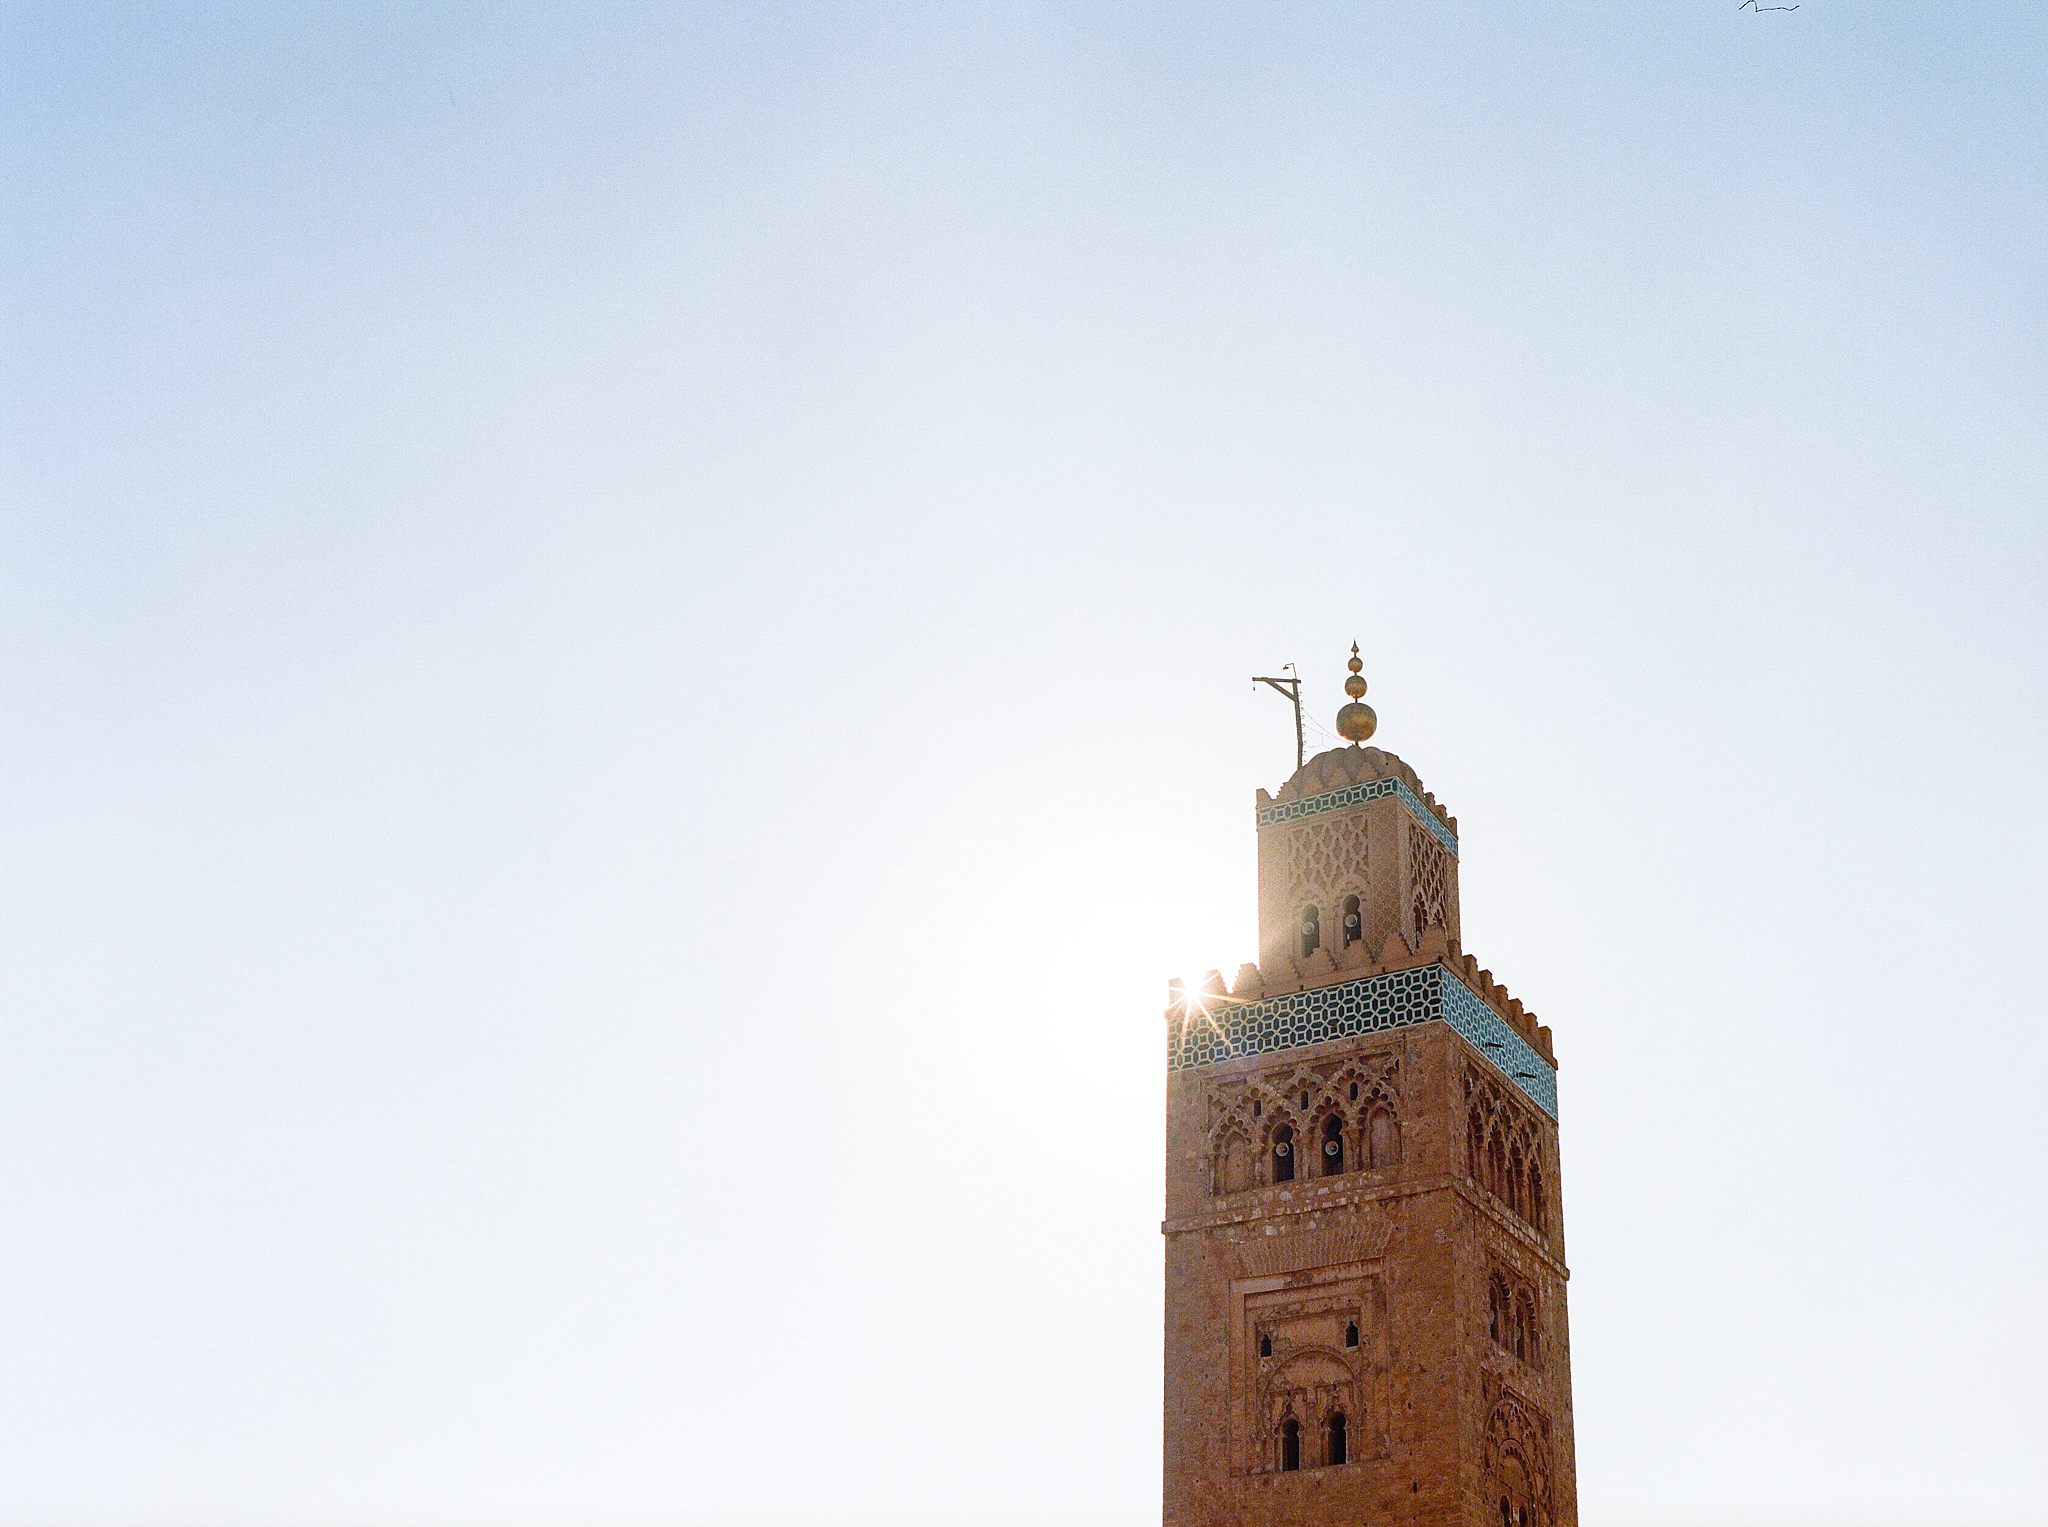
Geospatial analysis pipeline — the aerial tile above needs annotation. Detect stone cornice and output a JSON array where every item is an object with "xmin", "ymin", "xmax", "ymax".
[{"xmin": 1162, "ymin": 1172, "xmax": 1570, "ymax": 1282}]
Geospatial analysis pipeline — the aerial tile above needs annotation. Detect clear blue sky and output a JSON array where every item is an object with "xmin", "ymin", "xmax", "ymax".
[{"xmin": 4, "ymin": 5, "xmax": 2044, "ymax": 1525}]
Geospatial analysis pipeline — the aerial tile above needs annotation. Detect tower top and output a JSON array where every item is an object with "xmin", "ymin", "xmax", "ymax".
[{"xmin": 1334, "ymin": 640, "xmax": 1377, "ymax": 744}]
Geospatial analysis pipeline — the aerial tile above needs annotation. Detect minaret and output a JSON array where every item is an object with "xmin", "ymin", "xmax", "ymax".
[{"xmin": 1163, "ymin": 646, "xmax": 1577, "ymax": 1527}]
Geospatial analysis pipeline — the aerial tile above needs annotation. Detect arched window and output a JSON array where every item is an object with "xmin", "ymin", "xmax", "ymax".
[
  {"xmin": 1320, "ymin": 1114, "xmax": 1344, "ymax": 1175},
  {"xmin": 1369, "ymin": 1108, "xmax": 1399, "ymax": 1169},
  {"xmin": 1280, "ymin": 1417, "xmax": 1301, "ymax": 1471},
  {"xmin": 1507, "ymin": 1143, "xmax": 1527, "ymax": 1217},
  {"xmin": 1341, "ymin": 894, "xmax": 1362, "ymax": 947},
  {"xmin": 1298, "ymin": 905, "xmax": 1320, "ymax": 959},
  {"xmin": 1270, "ymin": 1124, "xmax": 1295, "ymax": 1184},
  {"xmin": 1529, "ymin": 1159, "xmax": 1548, "ymax": 1233},
  {"xmin": 1259, "ymin": 1333, "xmax": 1272, "ymax": 1358},
  {"xmin": 1467, "ymin": 1110, "xmax": 1486, "ymax": 1180},
  {"xmin": 1344, "ymin": 1320, "xmax": 1359, "ymax": 1348},
  {"xmin": 1489, "ymin": 1271, "xmax": 1510, "ymax": 1349},
  {"xmin": 1326, "ymin": 1411, "xmax": 1347, "ymax": 1466}
]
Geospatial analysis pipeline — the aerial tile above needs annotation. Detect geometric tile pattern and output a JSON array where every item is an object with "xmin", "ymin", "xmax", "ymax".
[
  {"xmin": 1440, "ymin": 972, "xmax": 1557, "ymax": 1119},
  {"xmin": 1167, "ymin": 962, "xmax": 1556, "ymax": 1119},
  {"xmin": 1255, "ymin": 777, "xmax": 1460, "ymax": 859}
]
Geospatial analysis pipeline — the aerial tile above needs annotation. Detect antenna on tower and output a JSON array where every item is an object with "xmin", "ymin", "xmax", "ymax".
[{"xmin": 1252, "ymin": 664, "xmax": 1305, "ymax": 773}]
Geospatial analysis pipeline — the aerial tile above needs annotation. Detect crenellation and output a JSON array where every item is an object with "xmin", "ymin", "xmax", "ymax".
[{"xmin": 1172, "ymin": 943, "xmax": 1552, "ymax": 1054}]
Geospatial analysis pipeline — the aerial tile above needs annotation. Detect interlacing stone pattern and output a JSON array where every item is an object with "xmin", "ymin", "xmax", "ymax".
[
  {"xmin": 1169, "ymin": 964, "xmax": 1558, "ymax": 1121},
  {"xmin": 1255, "ymin": 778, "xmax": 1459, "ymax": 860},
  {"xmin": 1407, "ymin": 820, "xmax": 1452, "ymax": 932}
]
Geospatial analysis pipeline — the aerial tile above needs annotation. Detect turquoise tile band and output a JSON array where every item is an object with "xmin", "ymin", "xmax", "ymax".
[
  {"xmin": 1167, "ymin": 963, "xmax": 1556, "ymax": 1119},
  {"xmin": 1255, "ymin": 778, "xmax": 1459, "ymax": 859}
]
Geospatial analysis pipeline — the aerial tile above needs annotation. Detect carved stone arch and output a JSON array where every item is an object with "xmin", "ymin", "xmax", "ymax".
[
  {"xmin": 1275, "ymin": 1063, "xmax": 1330, "ymax": 1115},
  {"xmin": 1514, "ymin": 1284, "xmax": 1541, "ymax": 1365},
  {"xmin": 1357, "ymin": 1073, "xmax": 1400, "ymax": 1111},
  {"xmin": 1338, "ymin": 890, "xmax": 1364, "ymax": 947},
  {"xmin": 1243, "ymin": 1077, "xmax": 1280, "ymax": 1129},
  {"xmin": 1365, "ymin": 1101, "xmax": 1401, "ymax": 1169},
  {"xmin": 1262, "ymin": 1114, "xmax": 1301, "ymax": 1185},
  {"xmin": 1212, "ymin": 1126, "xmax": 1254, "ymax": 1197},
  {"xmin": 1261, "ymin": 1347, "xmax": 1361, "ymax": 1471},
  {"xmin": 1274, "ymin": 1406, "xmax": 1302, "ymax": 1472},
  {"xmin": 1484, "ymin": 1390, "xmax": 1554, "ymax": 1526},
  {"xmin": 1488, "ymin": 1268, "xmax": 1513, "ymax": 1349},
  {"xmin": 1307, "ymin": 1101, "xmax": 1351, "ymax": 1176}
]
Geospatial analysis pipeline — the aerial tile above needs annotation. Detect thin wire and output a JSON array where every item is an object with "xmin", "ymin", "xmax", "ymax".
[{"xmin": 1303, "ymin": 711, "xmax": 1347, "ymax": 751}]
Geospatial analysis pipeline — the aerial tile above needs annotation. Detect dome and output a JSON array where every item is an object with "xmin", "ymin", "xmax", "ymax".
[{"xmin": 1267, "ymin": 744, "xmax": 1458, "ymax": 837}]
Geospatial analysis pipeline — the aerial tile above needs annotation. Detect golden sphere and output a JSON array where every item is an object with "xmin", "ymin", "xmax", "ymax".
[
  {"xmin": 1347, "ymin": 654, "xmax": 1363, "ymax": 674},
  {"xmin": 1344, "ymin": 674, "xmax": 1367, "ymax": 699},
  {"xmin": 1335, "ymin": 701, "xmax": 1377, "ymax": 742}
]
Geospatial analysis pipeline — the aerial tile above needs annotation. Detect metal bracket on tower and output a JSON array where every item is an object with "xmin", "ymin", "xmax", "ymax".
[{"xmin": 1252, "ymin": 665, "xmax": 1305, "ymax": 773}]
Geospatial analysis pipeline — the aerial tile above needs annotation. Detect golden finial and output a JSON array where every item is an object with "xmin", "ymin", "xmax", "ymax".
[{"xmin": 1334, "ymin": 640, "xmax": 1377, "ymax": 743}]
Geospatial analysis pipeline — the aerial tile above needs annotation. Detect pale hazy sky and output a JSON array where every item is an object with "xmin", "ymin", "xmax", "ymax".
[{"xmin": 3, "ymin": 5, "xmax": 2045, "ymax": 1525}]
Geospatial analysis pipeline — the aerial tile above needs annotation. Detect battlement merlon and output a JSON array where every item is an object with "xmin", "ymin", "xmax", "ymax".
[{"xmin": 1167, "ymin": 933, "xmax": 1552, "ymax": 1061}]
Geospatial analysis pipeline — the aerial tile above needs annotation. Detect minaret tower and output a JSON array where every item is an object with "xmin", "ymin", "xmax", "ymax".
[{"xmin": 1163, "ymin": 647, "xmax": 1577, "ymax": 1527}]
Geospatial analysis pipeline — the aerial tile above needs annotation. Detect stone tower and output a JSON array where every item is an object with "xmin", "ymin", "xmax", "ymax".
[{"xmin": 1162, "ymin": 649, "xmax": 1577, "ymax": 1527}]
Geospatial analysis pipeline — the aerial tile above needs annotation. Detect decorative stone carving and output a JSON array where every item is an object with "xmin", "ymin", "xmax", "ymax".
[
  {"xmin": 1465, "ymin": 1067, "xmax": 1551, "ymax": 1237},
  {"xmin": 1207, "ymin": 1052, "xmax": 1403, "ymax": 1197},
  {"xmin": 1482, "ymin": 1380, "xmax": 1556, "ymax": 1526}
]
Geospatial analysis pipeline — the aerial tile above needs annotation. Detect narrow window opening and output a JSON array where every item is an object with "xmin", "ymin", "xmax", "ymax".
[
  {"xmin": 1344, "ymin": 1321, "xmax": 1359, "ymax": 1348},
  {"xmin": 1348, "ymin": 1082, "xmax": 1358, "ymax": 1101},
  {"xmin": 1258, "ymin": 1333, "xmax": 1272, "ymax": 1358},
  {"xmin": 1298, "ymin": 905, "xmax": 1320, "ymax": 959},
  {"xmin": 1280, "ymin": 1418, "xmax": 1300, "ymax": 1471},
  {"xmin": 1270, "ymin": 1125, "xmax": 1294, "ymax": 1184},
  {"xmin": 1341, "ymin": 894, "xmax": 1362, "ymax": 946},
  {"xmin": 1252, "ymin": 1099, "xmax": 1261, "ymax": 1118},
  {"xmin": 1320, "ymin": 1114, "xmax": 1344, "ymax": 1175},
  {"xmin": 1326, "ymin": 1412, "xmax": 1347, "ymax": 1466}
]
